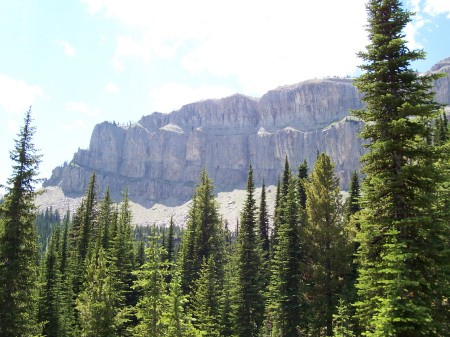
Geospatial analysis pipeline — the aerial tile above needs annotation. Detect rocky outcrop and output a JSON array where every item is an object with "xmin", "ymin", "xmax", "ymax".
[
  {"xmin": 430, "ymin": 57, "xmax": 450, "ymax": 105},
  {"xmin": 44, "ymin": 59, "xmax": 450, "ymax": 206}
]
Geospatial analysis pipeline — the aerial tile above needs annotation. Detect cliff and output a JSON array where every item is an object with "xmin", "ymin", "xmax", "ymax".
[{"xmin": 44, "ymin": 59, "xmax": 450, "ymax": 206}]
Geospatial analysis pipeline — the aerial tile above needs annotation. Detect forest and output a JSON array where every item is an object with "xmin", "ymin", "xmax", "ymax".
[{"xmin": 1, "ymin": 1, "xmax": 449, "ymax": 336}]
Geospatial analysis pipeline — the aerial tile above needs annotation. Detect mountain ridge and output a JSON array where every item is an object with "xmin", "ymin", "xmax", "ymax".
[{"xmin": 43, "ymin": 58, "xmax": 450, "ymax": 207}]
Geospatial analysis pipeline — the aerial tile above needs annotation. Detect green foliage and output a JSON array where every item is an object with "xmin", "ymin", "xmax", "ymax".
[
  {"xmin": 180, "ymin": 169, "xmax": 224, "ymax": 295},
  {"xmin": 36, "ymin": 207, "xmax": 61, "ymax": 252},
  {"xmin": 305, "ymin": 153, "xmax": 351, "ymax": 336},
  {"xmin": 268, "ymin": 170, "xmax": 303, "ymax": 337},
  {"xmin": 233, "ymin": 165, "xmax": 265, "ymax": 337},
  {"xmin": 353, "ymin": 1, "xmax": 450, "ymax": 335},
  {"xmin": 333, "ymin": 298, "xmax": 355, "ymax": 337},
  {"xmin": 191, "ymin": 256, "xmax": 222, "ymax": 336},
  {"xmin": 162, "ymin": 271, "xmax": 200, "ymax": 337},
  {"xmin": 0, "ymin": 108, "xmax": 42, "ymax": 337},
  {"xmin": 38, "ymin": 226, "xmax": 62, "ymax": 337},
  {"xmin": 76, "ymin": 247, "xmax": 125, "ymax": 337},
  {"xmin": 133, "ymin": 234, "xmax": 169, "ymax": 336}
]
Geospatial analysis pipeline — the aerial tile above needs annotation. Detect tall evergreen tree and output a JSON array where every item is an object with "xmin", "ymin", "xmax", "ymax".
[
  {"xmin": 297, "ymin": 159, "xmax": 308, "ymax": 210},
  {"xmin": 305, "ymin": 153, "xmax": 351, "ymax": 336},
  {"xmin": 258, "ymin": 180, "xmax": 270, "ymax": 259},
  {"xmin": 0, "ymin": 108, "xmax": 42, "ymax": 337},
  {"xmin": 162, "ymin": 270, "xmax": 200, "ymax": 337},
  {"xmin": 109, "ymin": 188, "xmax": 136, "ymax": 333},
  {"xmin": 191, "ymin": 256, "xmax": 222, "ymax": 336},
  {"xmin": 353, "ymin": 1, "xmax": 449, "ymax": 335},
  {"xmin": 38, "ymin": 226, "xmax": 62, "ymax": 337},
  {"xmin": 76, "ymin": 246, "xmax": 124, "ymax": 336},
  {"xmin": 180, "ymin": 169, "xmax": 224, "ymax": 294},
  {"xmin": 133, "ymin": 233, "xmax": 170, "ymax": 337},
  {"xmin": 344, "ymin": 172, "xmax": 360, "ymax": 222},
  {"xmin": 97, "ymin": 187, "xmax": 114, "ymax": 250},
  {"xmin": 233, "ymin": 165, "xmax": 265, "ymax": 337},
  {"xmin": 268, "ymin": 171, "xmax": 303, "ymax": 337}
]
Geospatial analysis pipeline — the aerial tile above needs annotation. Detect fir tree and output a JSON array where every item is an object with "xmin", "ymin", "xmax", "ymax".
[
  {"xmin": 133, "ymin": 233, "xmax": 169, "ymax": 336},
  {"xmin": 297, "ymin": 159, "xmax": 308, "ymax": 210},
  {"xmin": 109, "ymin": 188, "xmax": 136, "ymax": 332},
  {"xmin": 268, "ymin": 171, "xmax": 302, "ymax": 337},
  {"xmin": 76, "ymin": 246, "xmax": 124, "ymax": 336},
  {"xmin": 258, "ymin": 180, "xmax": 270, "ymax": 260},
  {"xmin": 38, "ymin": 226, "xmax": 62, "ymax": 337},
  {"xmin": 0, "ymin": 108, "xmax": 42, "ymax": 337},
  {"xmin": 162, "ymin": 270, "xmax": 200, "ymax": 337},
  {"xmin": 180, "ymin": 169, "xmax": 224, "ymax": 294},
  {"xmin": 353, "ymin": 1, "xmax": 449, "ymax": 335},
  {"xmin": 97, "ymin": 187, "xmax": 113, "ymax": 250},
  {"xmin": 305, "ymin": 153, "xmax": 351, "ymax": 336},
  {"xmin": 233, "ymin": 165, "xmax": 265, "ymax": 337},
  {"xmin": 191, "ymin": 256, "xmax": 222, "ymax": 336},
  {"xmin": 344, "ymin": 172, "xmax": 360, "ymax": 222}
]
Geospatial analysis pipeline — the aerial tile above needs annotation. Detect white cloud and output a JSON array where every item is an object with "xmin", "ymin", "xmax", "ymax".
[
  {"xmin": 66, "ymin": 101, "xmax": 100, "ymax": 116},
  {"xmin": 82, "ymin": 0, "xmax": 368, "ymax": 95},
  {"xmin": 0, "ymin": 74, "xmax": 45, "ymax": 114},
  {"xmin": 58, "ymin": 40, "xmax": 76, "ymax": 57},
  {"xmin": 423, "ymin": 0, "xmax": 450, "ymax": 17},
  {"xmin": 149, "ymin": 83, "xmax": 236, "ymax": 113},
  {"xmin": 105, "ymin": 82, "xmax": 120, "ymax": 94}
]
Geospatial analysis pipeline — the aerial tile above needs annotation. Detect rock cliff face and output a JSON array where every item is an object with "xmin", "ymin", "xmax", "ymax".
[{"xmin": 44, "ymin": 60, "xmax": 450, "ymax": 206}]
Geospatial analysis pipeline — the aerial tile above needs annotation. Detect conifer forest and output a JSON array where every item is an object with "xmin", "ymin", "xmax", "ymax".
[{"xmin": 1, "ymin": 1, "xmax": 449, "ymax": 336}]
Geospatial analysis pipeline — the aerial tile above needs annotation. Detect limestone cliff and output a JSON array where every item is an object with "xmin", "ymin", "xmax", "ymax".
[{"xmin": 44, "ymin": 60, "xmax": 450, "ymax": 206}]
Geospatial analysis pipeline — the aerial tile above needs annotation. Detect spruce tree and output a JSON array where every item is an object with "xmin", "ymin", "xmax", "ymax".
[
  {"xmin": 297, "ymin": 159, "xmax": 308, "ymax": 210},
  {"xmin": 344, "ymin": 172, "xmax": 360, "ymax": 222},
  {"xmin": 258, "ymin": 180, "xmax": 270, "ymax": 260},
  {"xmin": 305, "ymin": 153, "xmax": 351, "ymax": 336},
  {"xmin": 162, "ymin": 270, "xmax": 200, "ymax": 337},
  {"xmin": 133, "ymin": 233, "xmax": 169, "ymax": 336},
  {"xmin": 76, "ymin": 246, "xmax": 124, "ymax": 336},
  {"xmin": 233, "ymin": 165, "xmax": 265, "ymax": 337},
  {"xmin": 191, "ymin": 256, "xmax": 222, "ymax": 336},
  {"xmin": 353, "ymin": 1, "xmax": 449, "ymax": 335},
  {"xmin": 0, "ymin": 108, "xmax": 42, "ymax": 337},
  {"xmin": 38, "ymin": 226, "xmax": 62, "ymax": 337},
  {"xmin": 179, "ymin": 169, "xmax": 224, "ymax": 294},
  {"xmin": 268, "ymin": 171, "xmax": 302, "ymax": 337}
]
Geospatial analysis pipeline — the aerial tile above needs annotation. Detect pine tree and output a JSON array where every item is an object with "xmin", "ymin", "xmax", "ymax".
[
  {"xmin": 233, "ymin": 165, "xmax": 265, "ymax": 337},
  {"xmin": 97, "ymin": 187, "xmax": 113, "ymax": 250},
  {"xmin": 180, "ymin": 169, "xmax": 224, "ymax": 294},
  {"xmin": 0, "ymin": 108, "xmax": 42, "ymax": 337},
  {"xmin": 133, "ymin": 233, "xmax": 170, "ymax": 336},
  {"xmin": 38, "ymin": 226, "xmax": 62, "ymax": 337},
  {"xmin": 297, "ymin": 159, "xmax": 308, "ymax": 210},
  {"xmin": 191, "ymin": 256, "xmax": 222, "ymax": 336},
  {"xmin": 162, "ymin": 270, "xmax": 200, "ymax": 337},
  {"xmin": 305, "ymin": 153, "xmax": 351, "ymax": 336},
  {"xmin": 268, "ymin": 171, "xmax": 303, "ymax": 337},
  {"xmin": 109, "ymin": 188, "xmax": 136, "ymax": 333},
  {"xmin": 345, "ymin": 172, "xmax": 360, "ymax": 222},
  {"xmin": 333, "ymin": 298, "xmax": 356, "ymax": 337},
  {"xmin": 258, "ymin": 180, "xmax": 270, "ymax": 260},
  {"xmin": 76, "ymin": 246, "xmax": 124, "ymax": 337},
  {"xmin": 353, "ymin": 1, "xmax": 449, "ymax": 335}
]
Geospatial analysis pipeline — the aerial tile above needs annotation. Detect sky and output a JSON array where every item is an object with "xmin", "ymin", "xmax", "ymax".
[{"xmin": 1, "ymin": 0, "xmax": 450, "ymax": 190}]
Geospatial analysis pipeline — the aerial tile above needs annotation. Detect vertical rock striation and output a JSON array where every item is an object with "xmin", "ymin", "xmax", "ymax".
[{"xmin": 44, "ymin": 59, "xmax": 450, "ymax": 206}]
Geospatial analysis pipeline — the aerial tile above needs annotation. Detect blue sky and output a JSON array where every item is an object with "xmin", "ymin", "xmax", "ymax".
[{"xmin": 1, "ymin": 0, "xmax": 450, "ymax": 189}]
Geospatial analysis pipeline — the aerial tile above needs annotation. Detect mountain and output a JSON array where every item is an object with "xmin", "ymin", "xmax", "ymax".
[{"xmin": 43, "ymin": 58, "xmax": 450, "ymax": 207}]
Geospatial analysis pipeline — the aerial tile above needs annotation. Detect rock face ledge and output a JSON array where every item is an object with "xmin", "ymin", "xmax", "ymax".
[{"xmin": 44, "ymin": 60, "xmax": 450, "ymax": 206}]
